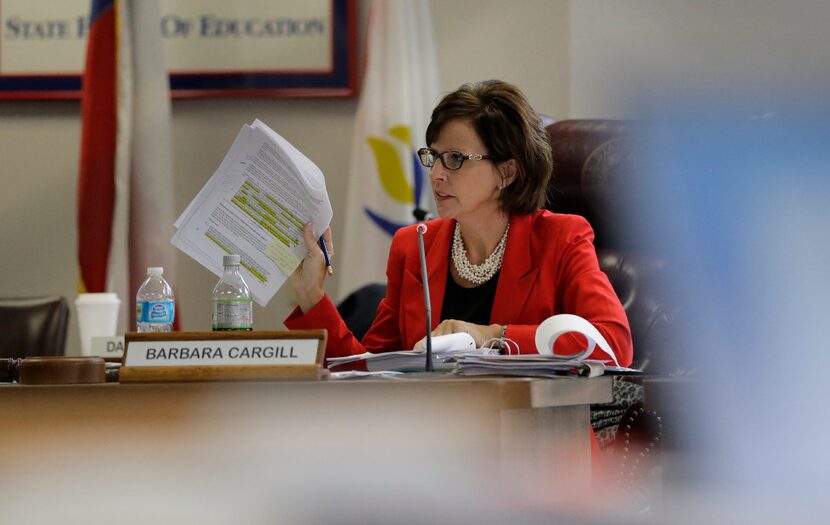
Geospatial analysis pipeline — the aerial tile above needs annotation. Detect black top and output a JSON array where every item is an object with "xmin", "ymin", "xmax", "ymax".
[{"xmin": 440, "ymin": 271, "xmax": 500, "ymax": 325}]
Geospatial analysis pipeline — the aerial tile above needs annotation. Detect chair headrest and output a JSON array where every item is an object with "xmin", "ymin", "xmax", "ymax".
[{"xmin": 545, "ymin": 119, "xmax": 639, "ymax": 250}]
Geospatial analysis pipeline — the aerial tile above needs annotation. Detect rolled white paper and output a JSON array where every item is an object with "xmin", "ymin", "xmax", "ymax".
[{"xmin": 534, "ymin": 314, "xmax": 620, "ymax": 367}]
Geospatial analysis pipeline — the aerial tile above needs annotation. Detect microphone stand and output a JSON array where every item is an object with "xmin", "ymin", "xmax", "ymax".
[{"xmin": 416, "ymin": 223, "xmax": 433, "ymax": 372}]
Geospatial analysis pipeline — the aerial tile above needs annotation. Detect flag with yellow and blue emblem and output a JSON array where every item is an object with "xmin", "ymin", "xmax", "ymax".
[{"xmin": 337, "ymin": 0, "xmax": 439, "ymax": 300}]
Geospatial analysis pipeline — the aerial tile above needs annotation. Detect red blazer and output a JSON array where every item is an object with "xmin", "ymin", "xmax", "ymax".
[{"xmin": 285, "ymin": 210, "xmax": 633, "ymax": 367}]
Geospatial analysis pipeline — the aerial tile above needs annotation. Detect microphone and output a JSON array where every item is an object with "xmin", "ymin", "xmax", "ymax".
[
  {"xmin": 413, "ymin": 208, "xmax": 434, "ymax": 222},
  {"xmin": 416, "ymin": 223, "xmax": 433, "ymax": 372}
]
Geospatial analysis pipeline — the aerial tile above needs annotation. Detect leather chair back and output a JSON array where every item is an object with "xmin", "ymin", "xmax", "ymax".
[
  {"xmin": 0, "ymin": 296, "xmax": 69, "ymax": 358},
  {"xmin": 337, "ymin": 283, "xmax": 388, "ymax": 342},
  {"xmin": 546, "ymin": 120, "xmax": 674, "ymax": 370}
]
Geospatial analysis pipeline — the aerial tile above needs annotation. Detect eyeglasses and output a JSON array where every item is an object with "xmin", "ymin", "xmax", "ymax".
[{"xmin": 417, "ymin": 147, "xmax": 500, "ymax": 171}]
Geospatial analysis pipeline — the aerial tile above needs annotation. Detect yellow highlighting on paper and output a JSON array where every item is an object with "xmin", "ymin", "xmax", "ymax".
[{"xmin": 265, "ymin": 239, "xmax": 302, "ymax": 276}]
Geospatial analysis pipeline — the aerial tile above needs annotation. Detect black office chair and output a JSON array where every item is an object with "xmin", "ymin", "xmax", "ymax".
[
  {"xmin": 337, "ymin": 284, "xmax": 388, "ymax": 341},
  {"xmin": 545, "ymin": 122, "xmax": 676, "ymax": 508},
  {"xmin": 544, "ymin": 119, "xmax": 678, "ymax": 371},
  {"xmin": 0, "ymin": 296, "xmax": 69, "ymax": 358}
]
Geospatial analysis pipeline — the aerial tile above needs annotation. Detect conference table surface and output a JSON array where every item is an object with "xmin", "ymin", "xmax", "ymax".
[{"xmin": 0, "ymin": 375, "xmax": 612, "ymax": 522}]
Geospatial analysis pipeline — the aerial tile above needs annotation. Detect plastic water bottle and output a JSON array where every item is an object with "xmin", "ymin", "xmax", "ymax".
[
  {"xmin": 136, "ymin": 267, "xmax": 175, "ymax": 332},
  {"xmin": 212, "ymin": 254, "xmax": 253, "ymax": 331}
]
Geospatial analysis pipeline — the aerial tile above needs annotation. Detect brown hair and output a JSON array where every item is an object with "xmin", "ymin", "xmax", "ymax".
[{"xmin": 425, "ymin": 80, "xmax": 552, "ymax": 215}]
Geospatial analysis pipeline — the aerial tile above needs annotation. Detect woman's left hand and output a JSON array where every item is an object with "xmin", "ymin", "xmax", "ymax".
[{"xmin": 413, "ymin": 319, "xmax": 502, "ymax": 349}]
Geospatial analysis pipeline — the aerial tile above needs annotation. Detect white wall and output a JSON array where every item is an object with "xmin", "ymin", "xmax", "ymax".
[
  {"xmin": 433, "ymin": 0, "xmax": 568, "ymax": 118},
  {"xmin": 0, "ymin": 0, "xmax": 568, "ymax": 355}
]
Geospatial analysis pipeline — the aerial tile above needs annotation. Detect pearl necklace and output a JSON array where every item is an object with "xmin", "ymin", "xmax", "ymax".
[{"xmin": 451, "ymin": 220, "xmax": 510, "ymax": 285}]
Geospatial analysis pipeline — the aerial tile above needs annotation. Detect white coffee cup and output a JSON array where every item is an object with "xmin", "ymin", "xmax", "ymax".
[{"xmin": 75, "ymin": 293, "xmax": 121, "ymax": 356}]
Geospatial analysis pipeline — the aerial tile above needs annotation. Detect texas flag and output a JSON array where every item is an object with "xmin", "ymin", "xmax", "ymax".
[{"xmin": 77, "ymin": 0, "xmax": 177, "ymax": 331}]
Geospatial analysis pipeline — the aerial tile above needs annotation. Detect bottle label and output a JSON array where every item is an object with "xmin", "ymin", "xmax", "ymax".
[
  {"xmin": 212, "ymin": 299, "xmax": 253, "ymax": 330},
  {"xmin": 136, "ymin": 301, "xmax": 175, "ymax": 323}
]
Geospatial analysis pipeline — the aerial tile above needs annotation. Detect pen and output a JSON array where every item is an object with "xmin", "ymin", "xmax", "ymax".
[{"xmin": 319, "ymin": 235, "xmax": 334, "ymax": 276}]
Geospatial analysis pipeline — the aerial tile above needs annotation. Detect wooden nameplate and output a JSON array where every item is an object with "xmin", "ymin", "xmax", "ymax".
[{"xmin": 120, "ymin": 330, "xmax": 327, "ymax": 383}]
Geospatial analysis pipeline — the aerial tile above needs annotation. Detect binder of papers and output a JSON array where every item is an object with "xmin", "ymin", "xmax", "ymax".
[
  {"xmin": 327, "ymin": 347, "xmax": 498, "ymax": 372},
  {"xmin": 454, "ymin": 355, "xmax": 607, "ymax": 378},
  {"xmin": 455, "ymin": 314, "xmax": 640, "ymax": 378},
  {"xmin": 329, "ymin": 315, "xmax": 641, "ymax": 378}
]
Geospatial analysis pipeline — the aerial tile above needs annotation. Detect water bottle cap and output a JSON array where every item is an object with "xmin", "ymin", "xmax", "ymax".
[
  {"xmin": 223, "ymin": 254, "xmax": 241, "ymax": 266},
  {"xmin": 147, "ymin": 267, "xmax": 164, "ymax": 276}
]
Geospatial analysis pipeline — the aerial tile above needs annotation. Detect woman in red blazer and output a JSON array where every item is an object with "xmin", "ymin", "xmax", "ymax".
[{"xmin": 286, "ymin": 80, "xmax": 632, "ymax": 367}]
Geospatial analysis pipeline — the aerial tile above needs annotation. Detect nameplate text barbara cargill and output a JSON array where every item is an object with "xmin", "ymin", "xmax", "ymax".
[{"xmin": 124, "ymin": 339, "xmax": 319, "ymax": 367}]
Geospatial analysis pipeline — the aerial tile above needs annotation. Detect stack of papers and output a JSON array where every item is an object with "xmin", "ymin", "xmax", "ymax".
[
  {"xmin": 327, "ymin": 347, "xmax": 499, "ymax": 372},
  {"xmin": 454, "ymin": 314, "xmax": 643, "ymax": 379},
  {"xmin": 330, "ymin": 371, "xmax": 405, "ymax": 380},
  {"xmin": 172, "ymin": 119, "xmax": 332, "ymax": 306},
  {"xmin": 454, "ymin": 355, "xmax": 607, "ymax": 378},
  {"xmin": 328, "ymin": 316, "xmax": 642, "ymax": 378}
]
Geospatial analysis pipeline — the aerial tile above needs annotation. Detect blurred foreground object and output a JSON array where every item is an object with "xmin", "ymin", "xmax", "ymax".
[
  {"xmin": 627, "ymin": 102, "xmax": 830, "ymax": 523},
  {"xmin": 0, "ymin": 377, "xmax": 609, "ymax": 523}
]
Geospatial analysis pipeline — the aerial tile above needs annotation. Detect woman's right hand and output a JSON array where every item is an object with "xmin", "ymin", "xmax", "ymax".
[{"xmin": 290, "ymin": 223, "xmax": 333, "ymax": 313}]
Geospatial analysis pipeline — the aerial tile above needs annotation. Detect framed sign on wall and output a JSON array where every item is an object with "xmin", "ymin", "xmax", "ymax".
[{"xmin": 0, "ymin": 0, "xmax": 356, "ymax": 99}]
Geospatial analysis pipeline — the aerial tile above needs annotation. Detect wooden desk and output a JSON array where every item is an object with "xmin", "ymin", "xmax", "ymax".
[{"xmin": 0, "ymin": 376, "xmax": 610, "ymax": 521}]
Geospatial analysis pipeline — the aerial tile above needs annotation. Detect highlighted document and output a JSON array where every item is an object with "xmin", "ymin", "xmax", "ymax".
[{"xmin": 172, "ymin": 119, "xmax": 332, "ymax": 306}]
